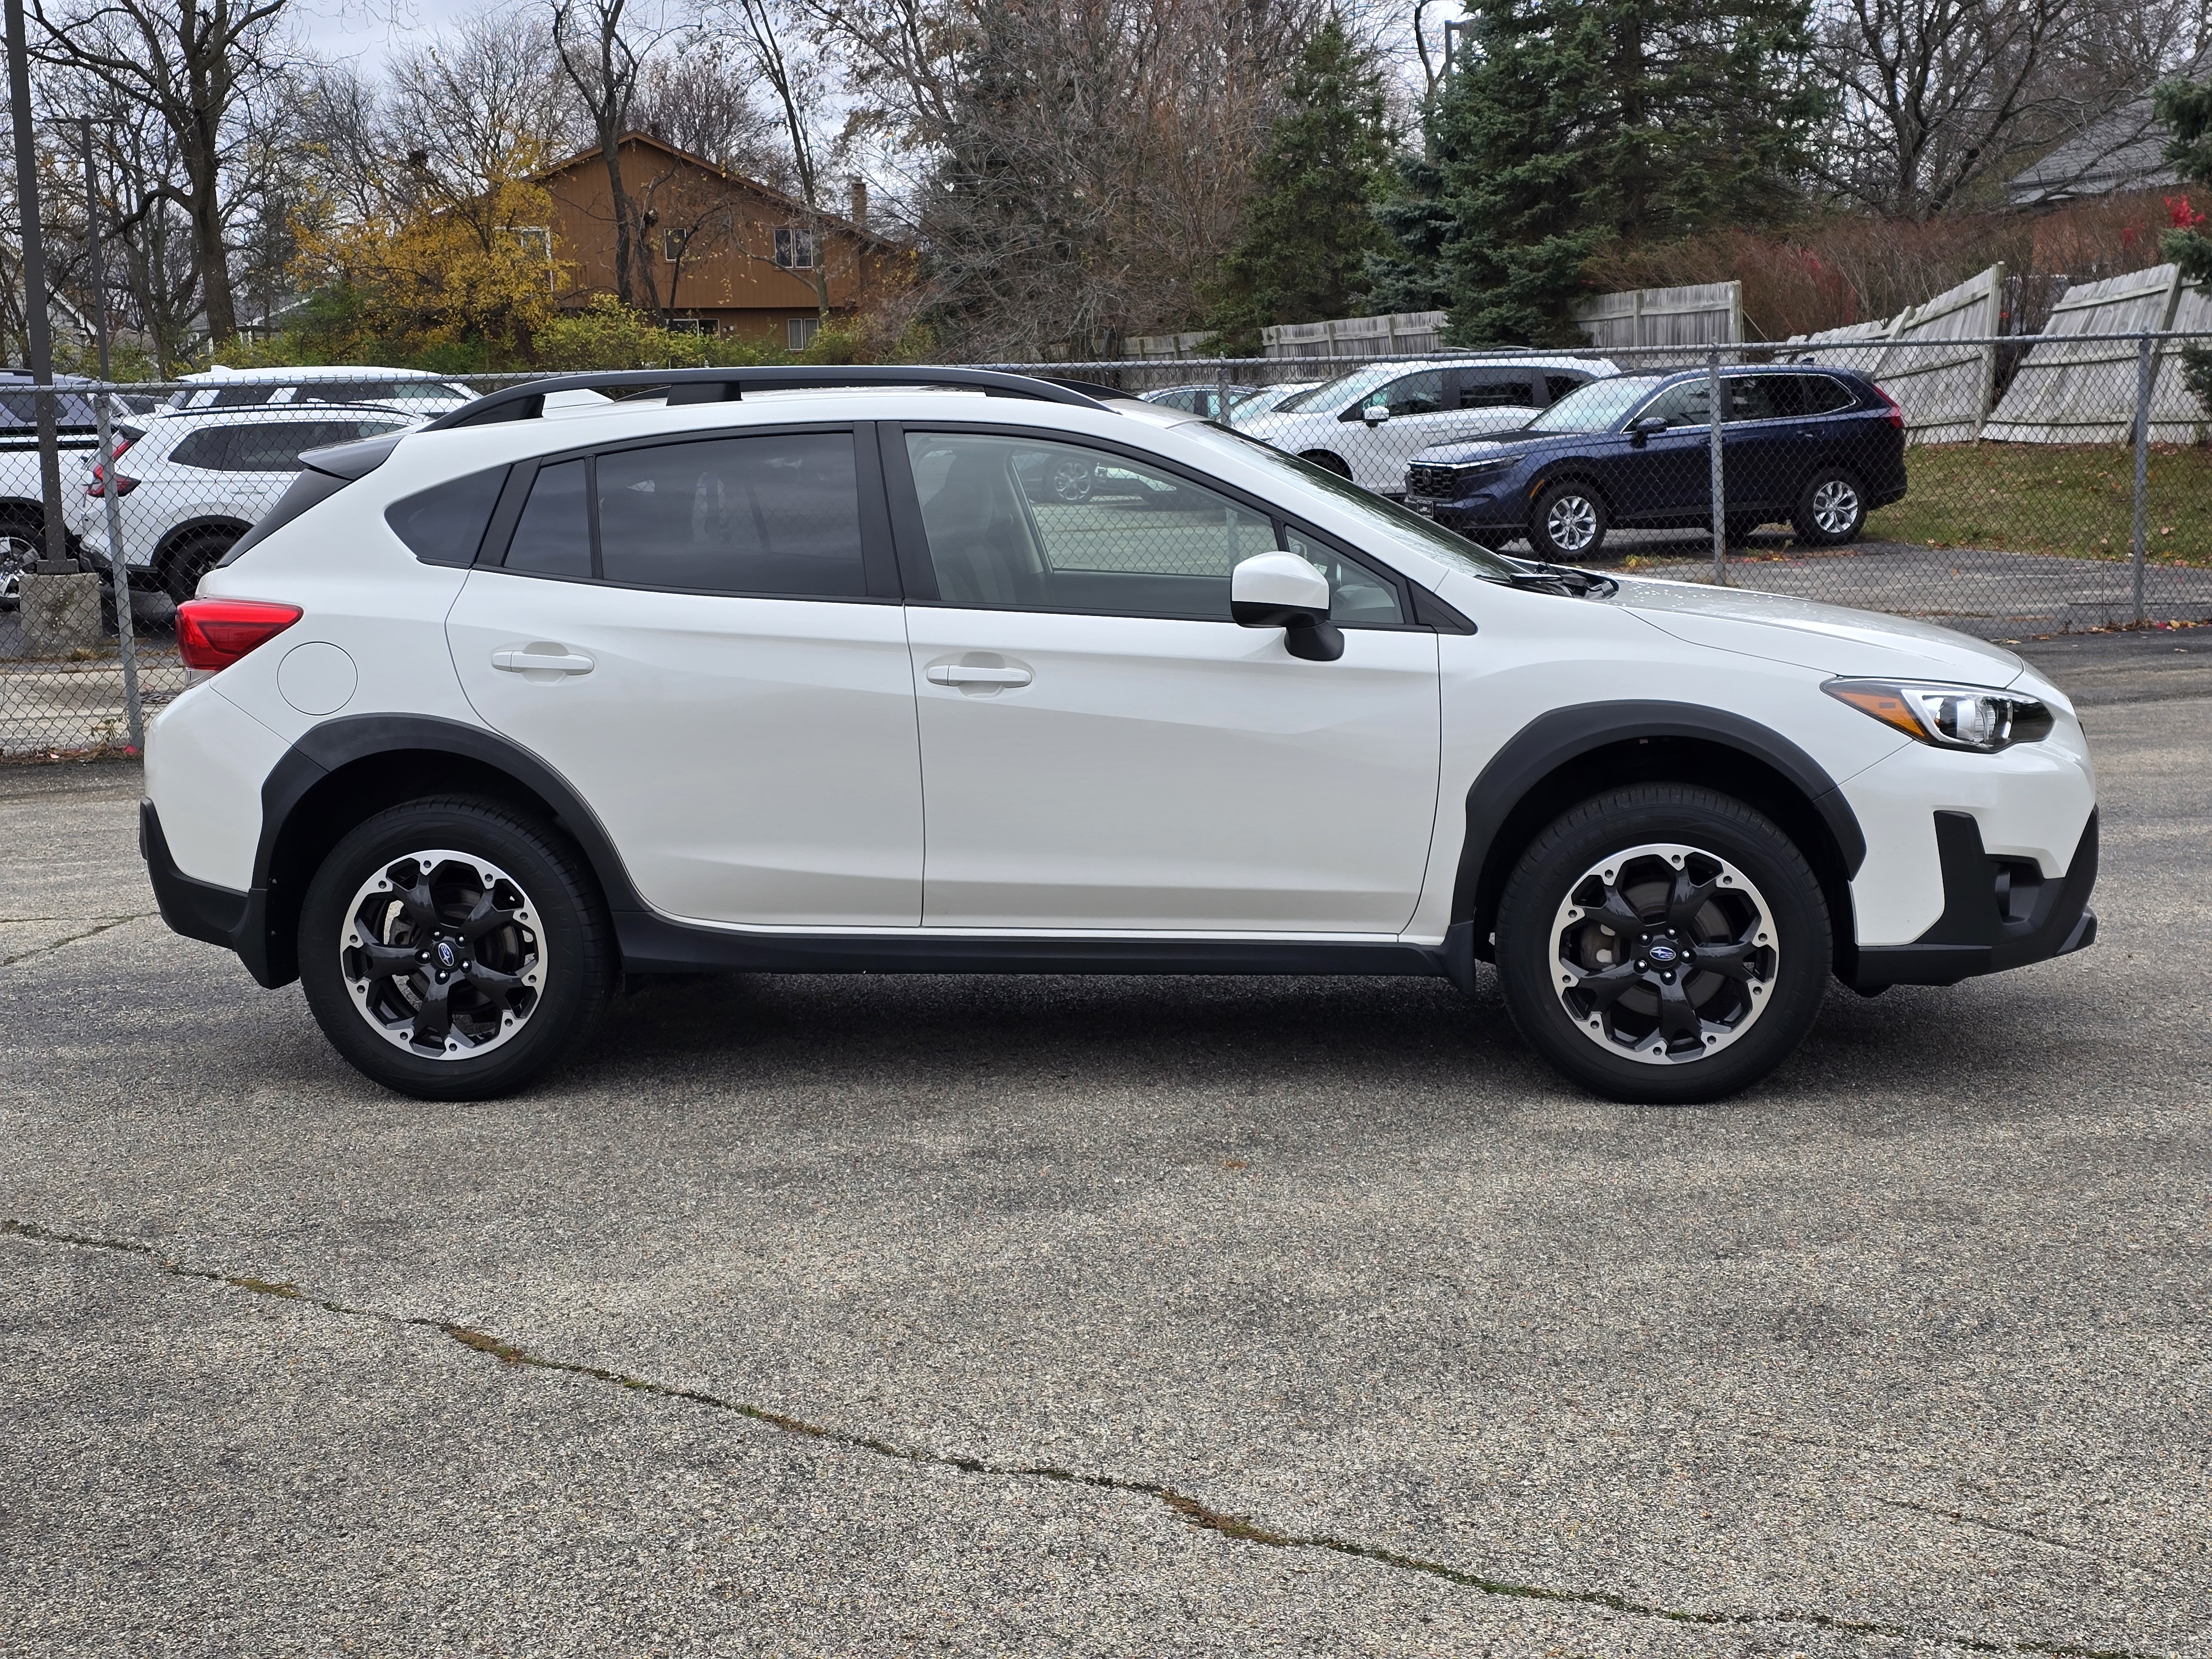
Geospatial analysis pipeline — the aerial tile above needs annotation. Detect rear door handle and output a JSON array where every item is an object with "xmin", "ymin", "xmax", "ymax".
[
  {"xmin": 492, "ymin": 644, "xmax": 596, "ymax": 675},
  {"xmin": 927, "ymin": 662, "xmax": 1032, "ymax": 688}
]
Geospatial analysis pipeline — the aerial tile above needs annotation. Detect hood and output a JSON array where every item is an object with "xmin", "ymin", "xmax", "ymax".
[
  {"xmin": 1607, "ymin": 575, "xmax": 2028, "ymax": 685},
  {"xmin": 1411, "ymin": 428, "xmax": 1580, "ymax": 465}
]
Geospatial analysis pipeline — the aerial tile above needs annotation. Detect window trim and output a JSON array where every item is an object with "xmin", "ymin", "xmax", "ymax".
[
  {"xmin": 475, "ymin": 420, "xmax": 900, "ymax": 603},
  {"xmin": 879, "ymin": 421, "xmax": 1427, "ymax": 629}
]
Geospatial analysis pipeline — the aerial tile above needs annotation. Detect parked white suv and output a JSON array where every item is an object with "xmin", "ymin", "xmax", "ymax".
[
  {"xmin": 139, "ymin": 368, "xmax": 2098, "ymax": 1105},
  {"xmin": 73, "ymin": 405, "xmax": 418, "ymax": 601},
  {"xmin": 1239, "ymin": 356, "xmax": 1619, "ymax": 493},
  {"xmin": 166, "ymin": 364, "xmax": 477, "ymax": 415}
]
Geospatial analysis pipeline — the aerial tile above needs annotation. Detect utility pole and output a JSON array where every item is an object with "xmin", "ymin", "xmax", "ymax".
[{"xmin": 5, "ymin": 0, "xmax": 70, "ymax": 573}]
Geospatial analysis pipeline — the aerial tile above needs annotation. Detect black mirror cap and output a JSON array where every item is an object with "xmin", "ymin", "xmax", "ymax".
[
  {"xmin": 1628, "ymin": 415, "xmax": 1670, "ymax": 436},
  {"xmin": 1232, "ymin": 598, "xmax": 1330, "ymax": 630}
]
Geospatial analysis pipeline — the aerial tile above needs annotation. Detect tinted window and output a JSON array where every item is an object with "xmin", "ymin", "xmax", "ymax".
[
  {"xmin": 1543, "ymin": 374, "xmax": 1585, "ymax": 404},
  {"xmin": 0, "ymin": 389, "xmax": 97, "ymax": 427},
  {"xmin": 1369, "ymin": 371, "xmax": 1444, "ymax": 417},
  {"xmin": 385, "ymin": 466, "xmax": 509, "ymax": 566},
  {"xmin": 1457, "ymin": 371, "xmax": 1536, "ymax": 411},
  {"xmin": 907, "ymin": 432, "xmax": 1273, "ymax": 618},
  {"xmin": 1724, "ymin": 377, "xmax": 1785, "ymax": 422},
  {"xmin": 1794, "ymin": 374, "xmax": 1858, "ymax": 415},
  {"xmin": 193, "ymin": 420, "xmax": 405, "ymax": 472},
  {"xmin": 505, "ymin": 459, "xmax": 592, "ymax": 578},
  {"xmin": 597, "ymin": 431, "xmax": 865, "ymax": 596}
]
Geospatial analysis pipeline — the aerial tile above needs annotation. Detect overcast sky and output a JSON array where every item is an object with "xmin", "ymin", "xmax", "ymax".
[{"xmin": 289, "ymin": 0, "xmax": 484, "ymax": 71}]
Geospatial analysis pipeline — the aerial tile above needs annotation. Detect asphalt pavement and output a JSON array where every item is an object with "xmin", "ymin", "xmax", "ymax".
[{"xmin": 2, "ymin": 649, "xmax": 2206, "ymax": 1657}]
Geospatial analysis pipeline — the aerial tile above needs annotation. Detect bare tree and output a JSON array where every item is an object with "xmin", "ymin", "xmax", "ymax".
[
  {"xmin": 726, "ymin": 0, "xmax": 837, "ymax": 319},
  {"xmin": 30, "ymin": 0, "xmax": 297, "ymax": 344},
  {"xmin": 632, "ymin": 38, "xmax": 786, "ymax": 178},
  {"xmin": 552, "ymin": 0, "xmax": 677, "ymax": 305}
]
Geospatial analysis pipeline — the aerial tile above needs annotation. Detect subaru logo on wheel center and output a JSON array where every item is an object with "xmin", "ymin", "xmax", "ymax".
[
  {"xmin": 435, "ymin": 940, "xmax": 457, "ymax": 968},
  {"xmin": 1648, "ymin": 943, "xmax": 1678, "ymax": 964}
]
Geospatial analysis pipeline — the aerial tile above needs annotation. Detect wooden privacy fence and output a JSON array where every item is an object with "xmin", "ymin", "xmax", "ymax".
[
  {"xmin": 1572, "ymin": 282, "xmax": 1744, "ymax": 352},
  {"xmin": 1984, "ymin": 264, "xmax": 2210, "ymax": 445},
  {"xmin": 1786, "ymin": 266, "xmax": 2004, "ymax": 445}
]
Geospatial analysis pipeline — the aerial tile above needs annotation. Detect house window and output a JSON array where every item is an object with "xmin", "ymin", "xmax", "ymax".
[
  {"xmin": 774, "ymin": 226, "xmax": 815, "ymax": 270},
  {"xmin": 507, "ymin": 226, "xmax": 551, "ymax": 262},
  {"xmin": 662, "ymin": 228, "xmax": 688, "ymax": 263},
  {"xmin": 788, "ymin": 316, "xmax": 820, "ymax": 351},
  {"xmin": 666, "ymin": 317, "xmax": 710, "ymax": 336}
]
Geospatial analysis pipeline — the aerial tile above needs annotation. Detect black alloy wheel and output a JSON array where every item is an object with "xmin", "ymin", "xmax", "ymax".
[
  {"xmin": 1495, "ymin": 784, "xmax": 1829, "ymax": 1104},
  {"xmin": 299, "ymin": 796, "xmax": 613, "ymax": 1099}
]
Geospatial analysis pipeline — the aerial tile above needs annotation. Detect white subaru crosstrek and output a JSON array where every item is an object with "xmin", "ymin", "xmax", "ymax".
[{"xmin": 139, "ymin": 368, "xmax": 2098, "ymax": 1104}]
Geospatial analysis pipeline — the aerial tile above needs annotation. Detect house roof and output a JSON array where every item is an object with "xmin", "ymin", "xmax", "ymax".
[
  {"xmin": 535, "ymin": 131, "xmax": 904, "ymax": 252},
  {"xmin": 2008, "ymin": 61, "xmax": 2211, "ymax": 207}
]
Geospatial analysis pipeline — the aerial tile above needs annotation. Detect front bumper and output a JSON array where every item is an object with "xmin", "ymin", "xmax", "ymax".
[{"xmin": 1851, "ymin": 810, "xmax": 2097, "ymax": 990}]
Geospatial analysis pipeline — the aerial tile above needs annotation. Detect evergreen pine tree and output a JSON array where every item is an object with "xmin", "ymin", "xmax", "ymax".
[
  {"xmin": 1210, "ymin": 20, "xmax": 1392, "ymax": 338},
  {"xmin": 1376, "ymin": 0, "xmax": 1826, "ymax": 345},
  {"xmin": 2153, "ymin": 77, "xmax": 2212, "ymax": 411}
]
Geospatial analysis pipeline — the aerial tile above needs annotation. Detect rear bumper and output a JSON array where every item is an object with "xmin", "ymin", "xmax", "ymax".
[
  {"xmin": 142, "ymin": 800, "xmax": 278, "ymax": 986},
  {"xmin": 1851, "ymin": 810, "xmax": 2097, "ymax": 989}
]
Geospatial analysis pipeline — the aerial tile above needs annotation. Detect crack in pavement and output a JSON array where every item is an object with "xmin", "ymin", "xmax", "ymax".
[
  {"xmin": 0, "ymin": 912, "xmax": 155, "ymax": 968},
  {"xmin": 0, "ymin": 1218, "xmax": 2171, "ymax": 1659},
  {"xmin": 1871, "ymin": 1497, "xmax": 2165, "ymax": 1577}
]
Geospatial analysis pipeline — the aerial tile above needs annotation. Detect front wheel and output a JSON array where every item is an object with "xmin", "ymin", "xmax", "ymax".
[
  {"xmin": 298, "ymin": 796, "xmax": 614, "ymax": 1099},
  {"xmin": 1494, "ymin": 785, "xmax": 1830, "ymax": 1104},
  {"xmin": 1529, "ymin": 481, "xmax": 1608, "ymax": 561},
  {"xmin": 1792, "ymin": 468, "xmax": 1866, "ymax": 545}
]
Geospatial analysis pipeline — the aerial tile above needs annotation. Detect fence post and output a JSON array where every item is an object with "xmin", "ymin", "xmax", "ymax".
[
  {"xmin": 85, "ymin": 119, "xmax": 140, "ymax": 752},
  {"xmin": 1215, "ymin": 350, "xmax": 1229, "ymax": 425},
  {"xmin": 1708, "ymin": 345, "xmax": 1727, "ymax": 585},
  {"xmin": 2132, "ymin": 332, "xmax": 2153, "ymax": 626}
]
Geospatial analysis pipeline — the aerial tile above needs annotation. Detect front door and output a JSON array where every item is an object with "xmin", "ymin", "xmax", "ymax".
[
  {"xmin": 1611, "ymin": 378, "xmax": 1717, "ymax": 524},
  {"xmin": 893, "ymin": 430, "xmax": 1442, "ymax": 933},
  {"xmin": 447, "ymin": 426, "xmax": 924, "ymax": 928}
]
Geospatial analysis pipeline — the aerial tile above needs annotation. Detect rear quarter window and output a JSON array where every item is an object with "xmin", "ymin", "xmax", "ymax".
[{"xmin": 384, "ymin": 466, "xmax": 510, "ymax": 566}]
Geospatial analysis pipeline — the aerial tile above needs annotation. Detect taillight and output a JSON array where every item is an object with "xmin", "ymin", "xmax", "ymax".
[
  {"xmin": 1874, "ymin": 385, "xmax": 1905, "ymax": 430},
  {"xmin": 87, "ymin": 435, "xmax": 137, "ymax": 497},
  {"xmin": 175, "ymin": 598, "xmax": 303, "ymax": 671}
]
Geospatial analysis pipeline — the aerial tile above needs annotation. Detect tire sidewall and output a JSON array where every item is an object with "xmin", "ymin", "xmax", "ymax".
[
  {"xmin": 1531, "ymin": 482, "xmax": 1606, "ymax": 561},
  {"xmin": 1495, "ymin": 787, "xmax": 1830, "ymax": 1104},
  {"xmin": 163, "ymin": 531, "xmax": 236, "ymax": 604},
  {"xmin": 1794, "ymin": 468, "xmax": 1866, "ymax": 545},
  {"xmin": 298, "ymin": 798, "xmax": 609, "ymax": 1100}
]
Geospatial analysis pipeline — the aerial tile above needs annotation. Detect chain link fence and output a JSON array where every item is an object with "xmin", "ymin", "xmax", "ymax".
[{"xmin": 4, "ymin": 346, "xmax": 2209, "ymax": 757}]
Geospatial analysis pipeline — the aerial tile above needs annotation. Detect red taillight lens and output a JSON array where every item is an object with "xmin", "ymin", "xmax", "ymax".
[
  {"xmin": 88, "ymin": 435, "xmax": 138, "ymax": 497},
  {"xmin": 1874, "ymin": 385, "xmax": 1905, "ymax": 430},
  {"xmin": 175, "ymin": 598, "xmax": 303, "ymax": 671}
]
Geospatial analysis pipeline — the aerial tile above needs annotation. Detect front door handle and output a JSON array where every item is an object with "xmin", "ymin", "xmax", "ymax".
[
  {"xmin": 926, "ymin": 661, "xmax": 1032, "ymax": 688},
  {"xmin": 492, "ymin": 644, "xmax": 596, "ymax": 676}
]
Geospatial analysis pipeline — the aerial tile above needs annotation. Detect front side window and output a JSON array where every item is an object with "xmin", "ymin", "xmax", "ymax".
[
  {"xmin": 906, "ymin": 432, "xmax": 1272, "ymax": 618},
  {"xmin": 598, "ymin": 431, "xmax": 865, "ymax": 596},
  {"xmin": 1527, "ymin": 375, "xmax": 1658, "ymax": 433},
  {"xmin": 1366, "ymin": 371, "xmax": 1445, "ymax": 418},
  {"xmin": 774, "ymin": 226, "xmax": 816, "ymax": 269},
  {"xmin": 1636, "ymin": 380, "xmax": 1713, "ymax": 429}
]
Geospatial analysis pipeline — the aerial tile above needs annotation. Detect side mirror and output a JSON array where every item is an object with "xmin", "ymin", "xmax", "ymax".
[
  {"xmin": 1626, "ymin": 414, "xmax": 1669, "ymax": 445},
  {"xmin": 1231, "ymin": 553, "xmax": 1344, "ymax": 661},
  {"xmin": 1361, "ymin": 402, "xmax": 1392, "ymax": 425}
]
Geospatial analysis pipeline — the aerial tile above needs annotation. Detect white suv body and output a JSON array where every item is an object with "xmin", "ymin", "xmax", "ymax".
[
  {"xmin": 1239, "ymin": 356, "xmax": 1619, "ymax": 493},
  {"xmin": 72, "ymin": 406, "xmax": 418, "ymax": 600},
  {"xmin": 139, "ymin": 369, "xmax": 2098, "ymax": 1104},
  {"xmin": 167, "ymin": 365, "xmax": 477, "ymax": 414}
]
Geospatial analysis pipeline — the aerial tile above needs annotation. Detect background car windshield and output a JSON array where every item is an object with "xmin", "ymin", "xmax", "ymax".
[
  {"xmin": 1527, "ymin": 376, "xmax": 1662, "ymax": 432},
  {"xmin": 1180, "ymin": 424, "xmax": 1517, "ymax": 583},
  {"xmin": 1274, "ymin": 364, "xmax": 1401, "ymax": 414}
]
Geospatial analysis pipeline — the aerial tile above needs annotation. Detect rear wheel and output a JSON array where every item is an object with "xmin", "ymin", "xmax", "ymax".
[
  {"xmin": 161, "ymin": 528, "xmax": 239, "ymax": 604},
  {"xmin": 1792, "ymin": 468, "xmax": 1866, "ymax": 545},
  {"xmin": 1299, "ymin": 451, "xmax": 1352, "ymax": 479},
  {"xmin": 0, "ymin": 516, "xmax": 36, "ymax": 611},
  {"xmin": 1529, "ymin": 481, "xmax": 1608, "ymax": 561},
  {"xmin": 1494, "ymin": 785, "xmax": 1829, "ymax": 1103},
  {"xmin": 298, "ymin": 797, "xmax": 613, "ymax": 1100}
]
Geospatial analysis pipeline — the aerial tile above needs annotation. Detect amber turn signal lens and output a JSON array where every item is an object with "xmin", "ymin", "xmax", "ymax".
[{"xmin": 1825, "ymin": 682, "xmax": 1924, "ymax": 739}]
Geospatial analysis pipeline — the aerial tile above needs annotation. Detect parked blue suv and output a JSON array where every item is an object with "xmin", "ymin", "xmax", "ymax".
[{"xmin": 1401, "ymin": 366, "xmax": 1909, "ymax": 562}]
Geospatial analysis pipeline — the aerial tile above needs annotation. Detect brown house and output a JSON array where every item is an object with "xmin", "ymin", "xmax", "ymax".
[{"xmin": 533, "ymin": 133, "xmax": 905, "ymax": 349}]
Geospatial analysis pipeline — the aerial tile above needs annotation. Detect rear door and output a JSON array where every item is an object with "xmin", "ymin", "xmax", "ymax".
[{"xmin": 446, "ymin": 424, "xmax": 925, "ymax": 928}]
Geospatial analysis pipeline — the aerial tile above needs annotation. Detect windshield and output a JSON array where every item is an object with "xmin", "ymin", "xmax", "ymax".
[
  {"xmin": 1273, "ymin": 363, "xmax": 1410, "ymax": 415},
  {"xmin": 1177, "ymin": 423, "xmax": 1517, "ymax": 585},
  {"xmin": 1526, "ymin": 375, "xmax": 1660, "ymax": 433}
]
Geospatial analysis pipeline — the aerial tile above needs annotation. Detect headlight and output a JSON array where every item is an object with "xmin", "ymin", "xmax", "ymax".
[
  {"xmin": 1447, "ymin": 456, "xmax": 1515, "ymax": 478},
  {"xmin": 1824, "ymin": 679, "xmax": 2053, "ymax": 753}
]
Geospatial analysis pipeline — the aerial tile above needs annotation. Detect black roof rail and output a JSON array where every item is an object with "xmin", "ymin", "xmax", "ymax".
[{"xmin": 423, "ymin": 366, "xmax": 1112, "ymax": 431}]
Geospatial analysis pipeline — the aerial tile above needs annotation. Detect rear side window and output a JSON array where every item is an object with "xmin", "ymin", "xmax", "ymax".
[
  {"xmin": 505, "ymin": 459, "xmax": 592, "ymax": 578},
  {"xmin": 174, "ymin": 420, "xmax": 405, "ymax": 472},
  {"xmin": 1543, "ymin": 374, "xmax": 1585, "ymax": 403},
  {"xmin": 1455, "ymin": 371, "xmax": 1536, "ymax": 411},
  {"xmin": 596, "ymin": 432, "xmax": 866, "ymax": 596},
  {"xmin": 1793, "ymin": 374, "xmax": 1858, "ymax": 415},
  {"xmin": 385, "ymin": 466, "xmax": 509, "ymax": 566},
  {"xmin": 1724, "ymin": 377, "xmax": 1786, "ymax": 422}
]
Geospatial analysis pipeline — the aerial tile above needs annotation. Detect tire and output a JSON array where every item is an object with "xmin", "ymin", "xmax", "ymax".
[
  {"xmin": 1791, "ymin": 468, "xmax": 1866, "ymax": 546},
  {"xmin": 1529, "ymin": 481, "xmax": 1608, "ymax": 561},
  {"xmin": 0, "ymin": 517, "xmax": 36, "ymax": 611},
  {"xmin": 1494, "ymin": 784, "xmax": 1830, "ymax": 1104},
  {"xmin": 298, "ymin": 796, "xmax": 614, "ymax": 1100},
  {"xmin": 1299, "ymin": 451, "xmax": 1353, "ymax": 479},
  {"xmin": 161, "ymin": 528, "xmax": 239, "ymax": 604}
]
